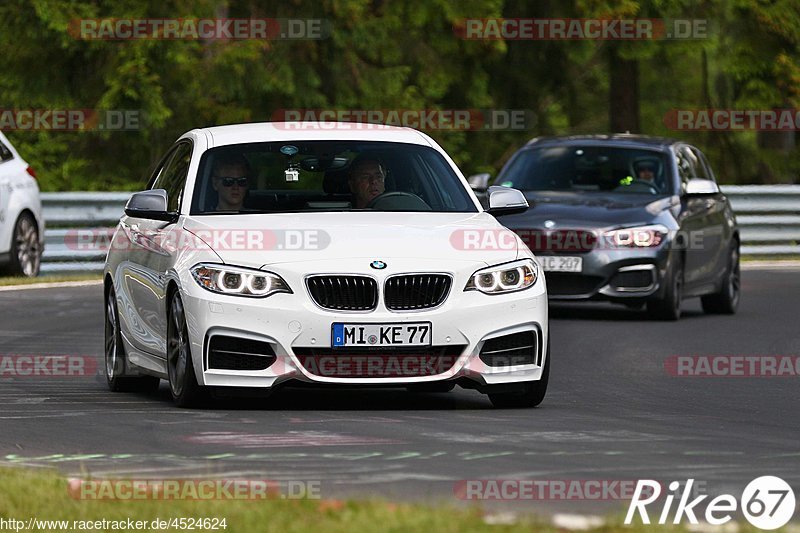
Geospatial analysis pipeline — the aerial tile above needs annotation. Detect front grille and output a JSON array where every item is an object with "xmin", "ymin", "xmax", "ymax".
[
  {"xmin": 480, "ymin": 331, "xmax": 538, "ymax": 367},
  {"xmin": 207, "ymin": 336, "xmax": 276, "ymax": 371},
  {"xmin": 293, "ymin": 345, "xmax": 465, "ymax": 378},
  {"xmin": 545, "ymin": 273, "xmax": 605, "ymax": 297},
  {"xmin": 306, "ymin": 276, "xmax": 378, "ymax": 311},
  {"xmin": 384, "ymin": 274, "xmax": 451, "ymax": 311}
]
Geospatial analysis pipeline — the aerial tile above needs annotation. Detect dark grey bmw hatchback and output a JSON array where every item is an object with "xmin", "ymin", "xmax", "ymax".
[{"xmin": 471, "ymin": 134, "xmax": 740, "ymax": 320}]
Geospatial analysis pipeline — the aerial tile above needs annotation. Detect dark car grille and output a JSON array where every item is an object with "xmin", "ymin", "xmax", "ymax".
[
  {"xmin": 384, "ymin": 274, "xmax": 452, "ymax": 311},
  {"xmin": 207, "ymin": 336, "xmax": 276, "ymax": 371},
  {"xmin": 480, "ymin": 331, "xmax": 539, "ymax": 367},
  {"xmin": 546, "ymin": 273, "xmax": 605, "ymax": 297},
  {"xmin": 306, "ymin": 276, "xmax": 378, "ymax": 311},
  {"xmin": 293, "ymin": 346, "xmax": 465, "ymax": 378}
]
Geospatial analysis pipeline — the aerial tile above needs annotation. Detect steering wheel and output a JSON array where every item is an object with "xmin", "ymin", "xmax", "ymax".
[
  {"xmin": 366, "ymin": 191, "xmax": 431, "ymax": 211},
  {"xmin": 616, "ymin": 180, "xmax": 660, "ymax": 194}
]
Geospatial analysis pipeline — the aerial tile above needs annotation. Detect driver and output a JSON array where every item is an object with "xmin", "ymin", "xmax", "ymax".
[
  {"xmin": 211, "ymin": 154, "xmax": 251, "ymax": 211},
  {"xmin": 635, "ymin": 160, "xmax": 657, "ymax": 184},
  {"xmin": 348, "ymin": 156, "xmax": 386, "ymax": 208}
]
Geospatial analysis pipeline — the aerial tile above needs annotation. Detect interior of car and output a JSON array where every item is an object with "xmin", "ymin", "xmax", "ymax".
[{"xmin": 192, "ymin": 141, "xmax": 475, "ymax": 214}]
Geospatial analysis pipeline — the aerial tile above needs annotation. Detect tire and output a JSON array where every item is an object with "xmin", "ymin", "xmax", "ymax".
[
  {"xmin": 701, "ymin": 244, "xmax": 740, "ymax": 314},
  {"xmin": 488, "ymin": 339, "xmax": 550, "ymax": 408},
  {"xmin": 647, "ymin": 257, "xmax": 683, "ymax": 321},
  {"xmin": 167, "ymin": 292, "xmax": 204, "ymax": 407},
  {"xmin": 7, "ymin": 213, "xmax": 41, "ymax": 277},
  {"xmin": 105, "ymin": 286, "xmax": 161, "ymax": 392}
]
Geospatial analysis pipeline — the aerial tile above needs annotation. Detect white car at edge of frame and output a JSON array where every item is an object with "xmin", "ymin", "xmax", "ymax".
[
  {"xmin": 103, "ymin": 122, "xmax": 549, "ymax": 408},
  {"xmin": 0, "ymin": 131, "xmax": 44, "ymax": 277}
]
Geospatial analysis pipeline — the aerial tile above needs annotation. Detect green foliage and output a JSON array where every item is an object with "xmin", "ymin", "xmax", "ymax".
[{"xmin": 0, "ymin": 0, "xmax": 798, "ymax": 190}]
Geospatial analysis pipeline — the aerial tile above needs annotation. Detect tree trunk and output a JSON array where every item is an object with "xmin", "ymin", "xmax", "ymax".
[{"xmin": 608, "ymin": 45, "xmax": 640, "ymax": 133}]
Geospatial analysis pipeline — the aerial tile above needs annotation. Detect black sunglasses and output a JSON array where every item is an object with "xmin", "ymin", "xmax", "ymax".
[{"xmin": 216, "ymin": 176, "xmax": 249, "ymax": 187}]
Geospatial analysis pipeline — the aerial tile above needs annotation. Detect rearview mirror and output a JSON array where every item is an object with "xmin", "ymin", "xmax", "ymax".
[
  {"xmin": 486, "ymin": 186, "xmax": 529, "ymax": 216},
  {"xmin": 684, "ymin": 179, "xmax": 720, "ymax": 195},
  {"xmin": 124, "ymin": 189, "xmax": 178, "ymax": 222},
  {"xmin": 467, "ymin": 173, "xmax": 492, "ymax": 192}
]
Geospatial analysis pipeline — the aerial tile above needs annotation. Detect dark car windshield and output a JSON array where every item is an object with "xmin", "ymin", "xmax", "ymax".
[
  {"xmin": 190, "ymin": 141, "xmax": 477, "ymax": 214},
  {"xmin": 497, "ymin": 145, "xmax": 674, "ymax": 195}
]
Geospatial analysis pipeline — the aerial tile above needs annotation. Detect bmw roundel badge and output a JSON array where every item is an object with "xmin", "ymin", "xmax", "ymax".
[{"xmin": 370, "ymin": 260, "xmax": 387, "ymax": 270}]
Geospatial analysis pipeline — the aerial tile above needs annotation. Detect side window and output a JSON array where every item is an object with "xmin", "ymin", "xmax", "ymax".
[
  {"xmin": 691, "ymin": 147, "xmax": 716, "ymax": 182},
  {"xmin": 147, "ymin": 147, "xmax": 177, "ymax": 188},
  {"xmin": 152, "ymin": 142, "xmax": 192, "ymax": 212},
  {"xmin": 0, "ymin": 140, "xmax": 14, "ymax": 162},
  {"xmin": 675, "ymin": 146, "xmax": 698, "ymax": 187}
]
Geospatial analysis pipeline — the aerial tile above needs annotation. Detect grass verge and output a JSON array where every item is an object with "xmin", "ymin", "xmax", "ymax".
[{"xmin": 0, "ymin": 467, "xmax": 695, "ymax": 533}]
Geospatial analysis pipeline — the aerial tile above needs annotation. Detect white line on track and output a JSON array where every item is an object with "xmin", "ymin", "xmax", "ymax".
[
  {"xmin": 0, "ymin": 280, "xmax": 102, "ymax": 292},
  {"xmin": 742, "ymin": 260, "xmax": 800, "ymax": 270}
]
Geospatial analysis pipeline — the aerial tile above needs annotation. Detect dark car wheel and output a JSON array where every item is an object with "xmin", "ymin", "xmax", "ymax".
[
  {"xmin": 647, "ymin": 256, "xmax": 683, "ymax": 321},
  {"xmin": 167, "ymin": 292, "xmax": 203, "ymax": 407},
  {"xmin": 488, "ymin": 339, "xmax": 549, "ymax": 408},
  {"xmin": 7, "ymin": 213, "xmax": 41, "ymax": 277},
  {"xmin": 701, "ymin": 245, "xmax": 740, "ymax": 314},
  {"xmin": 105, "ymin": 286, "xmax": 160, "ymax": 392}
]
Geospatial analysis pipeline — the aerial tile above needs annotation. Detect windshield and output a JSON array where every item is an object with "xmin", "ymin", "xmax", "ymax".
[
  {"xmin": 497, "ymin": 145, "xmax": 674, "ymax": 195},
  {"xmin": 190, "ymin": 141, "xmax": 477, "ymax": 214}
]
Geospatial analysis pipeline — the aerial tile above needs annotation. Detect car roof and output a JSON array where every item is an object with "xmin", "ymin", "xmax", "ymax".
[
  {"xmin": 195, "ymin": 122, "xmax": 433, "ymax": 148},
  {"xmin": 524, "ymin": 133, "xmax": 682, "ymax": 150}
]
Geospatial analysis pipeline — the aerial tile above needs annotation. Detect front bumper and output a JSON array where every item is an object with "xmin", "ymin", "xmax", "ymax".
[
  {"xmin": 181, "ymin": 272, "xmax": 549, "ymax": 389},
  {"xmin": 542, "ymin": 245, "xmax": 671, "ymax": 301}
]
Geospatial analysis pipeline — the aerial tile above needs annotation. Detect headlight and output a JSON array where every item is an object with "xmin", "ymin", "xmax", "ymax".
[
  {"xmin": 190, "ymin": 263, "xmax": 292, "ymax": 298},
  {"xmin": 465, "ymin": 259, "xmax": 538, "ymax": 294},
  {"xmin": 603, "ymin": 224, "xmax": 667, "ymax": 248}
]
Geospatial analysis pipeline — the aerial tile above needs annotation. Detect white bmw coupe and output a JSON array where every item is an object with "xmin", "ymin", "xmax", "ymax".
[{"xmin": 103, "ymin": 123, "xmax": 549, "ymax": 407}]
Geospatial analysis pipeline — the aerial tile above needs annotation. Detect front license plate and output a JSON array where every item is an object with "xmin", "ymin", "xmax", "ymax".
[
  {"xmin": 332, "ymin": 322, "xmax": 432, "ymax": 348},
  {"xmin": 540, "ymin": 256, "xmax": 583, "ymax": 273}
]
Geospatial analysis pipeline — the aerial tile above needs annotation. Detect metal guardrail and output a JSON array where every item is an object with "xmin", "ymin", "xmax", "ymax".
[
  {"xmin": 39, "ymin": 186, "xmax": 800, "ymax": 274},
  {"xmin": 40, "ymin": 192, "xmax": 129, "ymax": 274},
  {"xmin": 721, "ymin": 185, "xmax": 800, "ymax": 256}
]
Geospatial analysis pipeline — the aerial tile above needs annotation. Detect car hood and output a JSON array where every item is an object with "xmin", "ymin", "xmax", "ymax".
[
  {"xmin": 181, "ymin": 212, "xmax": 519, "ymax": 269},
  {"xmin": 500, "ymin": 191, "xmax": 678, "ymax": 230}
]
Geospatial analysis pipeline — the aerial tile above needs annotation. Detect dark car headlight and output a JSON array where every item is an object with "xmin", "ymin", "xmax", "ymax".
[
  {"xmin": 465, "ymin": 259, "xmax": 538, "ymax": 294},
  {"xmin": 191, "ymin": 263, "xmax": 291, "ymax": 298},
  {"xmin": 603, "ymin": 224, "xmax": 668, "ymax": 248}
]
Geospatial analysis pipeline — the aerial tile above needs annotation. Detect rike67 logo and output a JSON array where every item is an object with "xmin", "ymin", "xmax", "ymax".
[{"xmin": 625, "ymin": 476, "xmax": 796, "ymax": 529}]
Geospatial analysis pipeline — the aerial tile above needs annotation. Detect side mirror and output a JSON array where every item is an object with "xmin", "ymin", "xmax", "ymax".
[
  {"xmin": 467, "ymin": 172, "xmax": 492, "ymax": 192},
  {"xmin": 684, "ymin": 179, "xmax": 720, "ymax": 195},
  {"xmin": 486, "ymin": 185, "xmax": 529, "ymax": 216},
  {"xmin": 124, "ymin": 189, "xmax": 178, "ymax": 222}
]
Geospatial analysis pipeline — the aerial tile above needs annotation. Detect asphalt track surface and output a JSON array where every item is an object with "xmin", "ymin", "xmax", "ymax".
[{"xmin": 0, "ymin": 267, "xmax": 798, "ymax": 516}]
